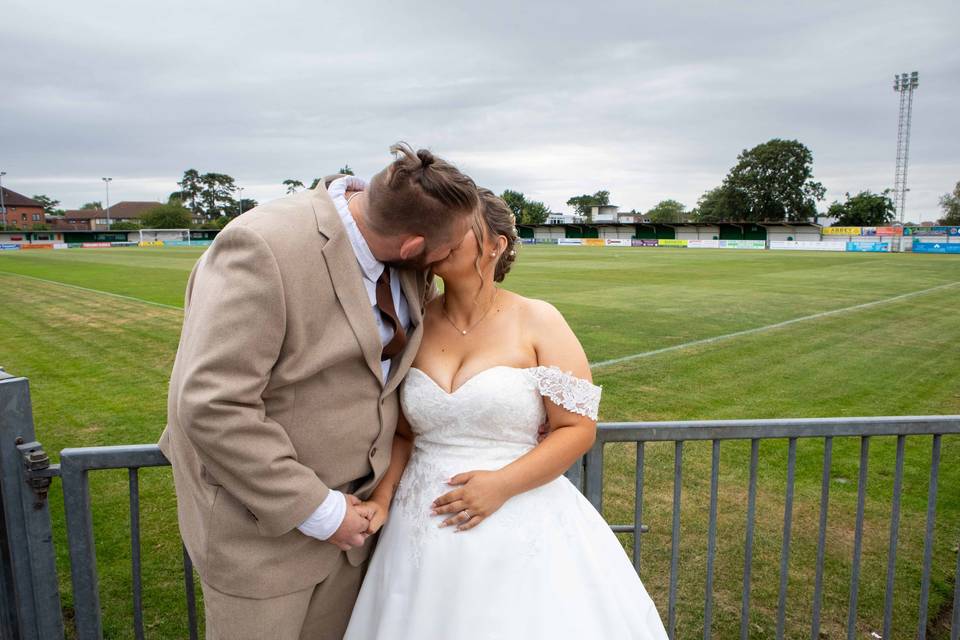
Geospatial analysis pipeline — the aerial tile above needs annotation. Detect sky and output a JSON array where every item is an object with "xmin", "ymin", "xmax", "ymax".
[{"xmin": 2, "ymin": 0, "xmax": 957, "ymax": 221}]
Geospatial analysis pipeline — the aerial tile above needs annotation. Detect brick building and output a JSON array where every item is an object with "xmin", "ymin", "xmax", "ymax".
[
  {"xmin": 57, "ymin": 201, "xmax": 162, "ymax": 231},
  {"xmin": 0, "ymin": 188, "xmax": 45, "ymax": 229}
]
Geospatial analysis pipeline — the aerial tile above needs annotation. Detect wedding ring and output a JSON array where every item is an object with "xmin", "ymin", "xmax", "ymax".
[{"xmin": 462, "ymin": 509, "xmax": 470, "ymax": 519}]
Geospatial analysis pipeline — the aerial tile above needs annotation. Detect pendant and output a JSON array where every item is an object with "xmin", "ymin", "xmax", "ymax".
[{"xmin": 461, "ymin": 330, "xmax": 467, "ymax": 335}]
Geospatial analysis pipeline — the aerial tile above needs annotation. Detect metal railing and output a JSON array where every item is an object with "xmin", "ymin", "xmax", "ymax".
[
  {"xmin": 1, "ymin": 372, "xmax": 958, "ymax": 639},
  {"xmin": 567, "ymin": 417, "xmax": 960, "ymax": 640}
]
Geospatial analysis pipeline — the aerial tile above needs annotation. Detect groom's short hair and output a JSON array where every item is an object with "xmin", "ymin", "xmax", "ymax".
[{"xmin": 366, "ymin": 143, "xmax": 478, "ymax": 241}]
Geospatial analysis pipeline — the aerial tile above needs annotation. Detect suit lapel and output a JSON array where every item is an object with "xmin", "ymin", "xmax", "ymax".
[{"xmin": 313, "ymin": 189, "xmax": 384, "ymax": 385}]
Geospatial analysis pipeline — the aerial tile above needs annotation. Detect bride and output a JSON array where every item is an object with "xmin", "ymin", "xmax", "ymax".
[{"xmin": 344, "ymin": 189, "xmax": 668, "ymax": 639}]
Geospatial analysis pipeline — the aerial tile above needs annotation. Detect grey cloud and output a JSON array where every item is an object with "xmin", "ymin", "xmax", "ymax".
[{"xmin": 1, "ymin": 0, "xmax": 957, "ymax": 219}]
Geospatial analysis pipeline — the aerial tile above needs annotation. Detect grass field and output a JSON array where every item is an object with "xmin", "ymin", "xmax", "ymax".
[{"xmin": 1, "ymin": 245, "xmax": 959, "ymax": 639}]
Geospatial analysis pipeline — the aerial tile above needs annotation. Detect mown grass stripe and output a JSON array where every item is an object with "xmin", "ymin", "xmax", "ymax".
[
  {"xmin": 0, "ymin": 271, "xmax": 183, "ymax": 311},
  {"xmin": 590, "ymin": 280, "xmax": 960, "ymax": 369}
]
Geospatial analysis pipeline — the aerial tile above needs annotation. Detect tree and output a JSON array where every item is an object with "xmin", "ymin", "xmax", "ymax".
[
  {"xmin": 238, "ymin": 198, "xmax": 258, "ymax": 215},
  {"xmin": 566, "ymin": 190, "xmax": 610, "ymax": 221},
  {"xmin": 501, "ymin": 190, "xmax": 526, "ymax": 219},
  {"xmin": 645, "ymin": 199, "xmax": 687, "ymax": 223},
  {"xmin": 80, "ymin": 201, "xmax": 102, "ymax": 210},
  {"xmin": 32, "ymin": 195, "xmax": 63, "ymax": 216},
  {"xmin": 283, "ymin": 179, "xmax": 304, "ymax": 194},
  {"xmin": 499, "ymin": 189, "xmax": 549, "ymax": 224},
  {"xmin": 690, "ymin": 186, "xmax": 745, "ymax": 222},
  {"xmin": 522, "ymin": 200, "xmax": 550, "ymax": 224},
  {"xmin": 178, "ymin": 169, "xmax": 203, "ymax": 213},
  {"xmin": 939, "ymin": 181, "xmax": 960, "ymax": 225},
  {"xmin": 197, "ymin": 173, "xmax": 238, "ymax": 219},
  {"xmin": 827, "ymin": 191, "xmax": 895, "ymax": 226},
  {"xmin": 141, "ymin": 202, "xmax": 193, "ymax": 229},
  {"xmin": 722, "ymin": 139, "xmax": 825, "ymax": 222}
]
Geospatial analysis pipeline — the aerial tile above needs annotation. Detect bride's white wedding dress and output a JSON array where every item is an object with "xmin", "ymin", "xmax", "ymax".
[{"xmin": 344, "ymin": 365, "xmax": 668, "ymax": 639}]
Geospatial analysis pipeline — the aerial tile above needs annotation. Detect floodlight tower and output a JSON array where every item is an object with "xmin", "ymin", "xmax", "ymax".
[
  {"xmin": 102, "ymin": 177, "xmax": 113, "ymax": 229},
  {"xmin": 892, "ymin": 71, "xmax": 919, "ymax": 224},
  {"xmin": 0, "ymin": 171, "xmax": 7, "ymax": 227}
]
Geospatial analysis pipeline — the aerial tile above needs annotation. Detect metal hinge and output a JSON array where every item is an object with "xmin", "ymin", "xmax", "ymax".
[{"xmin": 17, "ymin": 440, "xmax": 60, "ymax": 509}]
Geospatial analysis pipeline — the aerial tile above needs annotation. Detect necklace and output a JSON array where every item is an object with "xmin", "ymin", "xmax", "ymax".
[{"xmin": 441, "ymin": 290, "xmax": 499, "ymax": 336}]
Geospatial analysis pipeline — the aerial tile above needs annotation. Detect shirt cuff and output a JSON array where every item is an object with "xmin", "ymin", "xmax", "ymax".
[{"xmin": 296, "ymin": 490, "xmax": 347, "ymax": 540}]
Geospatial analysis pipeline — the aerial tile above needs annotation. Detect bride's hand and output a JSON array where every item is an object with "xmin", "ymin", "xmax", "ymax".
[
  {"xmin": 431, "ymin": 470, "xmax": 512, "ymax": 531},
  {"xmin": 360, "ymin": 499, "xmax": 389, "ymax": 536}
]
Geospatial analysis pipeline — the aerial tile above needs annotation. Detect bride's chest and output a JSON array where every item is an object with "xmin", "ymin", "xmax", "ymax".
[{"xmin": 400, "ymin": 367, "xmax": 546, "ymax": 442}]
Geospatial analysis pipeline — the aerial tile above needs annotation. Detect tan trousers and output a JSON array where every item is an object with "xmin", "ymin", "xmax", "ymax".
[{"xmin": 201, "ymin": 553, "xmax": 364, "ymax": 640}]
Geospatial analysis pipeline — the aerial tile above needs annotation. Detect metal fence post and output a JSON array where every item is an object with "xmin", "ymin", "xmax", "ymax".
[
  {"xmin": 0, "ymin": 373, "xmax": 65, "ymax": 640},
  {"xmin": 583, "ymin": 441, "xmax": 605, "ymax": 513},
  {"xmin": 60, "ymin": 452, "xmax": 102, "ymax": 640}
]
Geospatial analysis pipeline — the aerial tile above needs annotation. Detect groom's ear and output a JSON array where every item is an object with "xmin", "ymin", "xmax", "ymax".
[{"xmin": 398, "ymin": 236, "xmax": 426, "ymax": 260}]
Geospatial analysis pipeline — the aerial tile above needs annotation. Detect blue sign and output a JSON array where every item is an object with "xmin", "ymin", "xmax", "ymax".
[
  {"xmin": 846, "ymin": 242, "xmax": 889, "ymax": 252},
  {"xmin": 0, "ymin": 243, "xmax": 21, "ymax": 251},
  {"xmin": 904, "ymin": 226, "xmax": 960, "ymax": 236},
  {"xmin": 913, "ymin": 242, "xmax": 960, "ymax": 254}
]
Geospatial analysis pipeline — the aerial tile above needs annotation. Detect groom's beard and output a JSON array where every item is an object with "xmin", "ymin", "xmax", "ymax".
[
  {"xmin": 385, "ymin": 247, "xmax": 435, "ymax": 271},
  {"xmin": 385, "ymin": 256, "xmax": 431, "ymax": 270}
]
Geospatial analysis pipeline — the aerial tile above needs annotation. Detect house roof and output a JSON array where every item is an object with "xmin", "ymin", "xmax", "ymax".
[
  {"xmin": 62, "ymin": 201, "xmax": 161, "ymax": 220},
  {"xmin": 0, "ymin": 188, "xmax": 44, "ymax": 208},
  {"xmin": 46, "ymin": 218, "xmax": 90, "ymax": 231},
  {"xmin": 107, "ymin": 201, "xmax": 162, "ymax": 218},
  {"xmin": 62, "ymin": 209, "xmax": 101, "ymax": 220}
]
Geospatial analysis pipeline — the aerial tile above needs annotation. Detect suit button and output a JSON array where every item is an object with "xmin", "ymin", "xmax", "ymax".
[{"xmin": 371, "ymin": 447, "xmax": 378, "ymax": 457}]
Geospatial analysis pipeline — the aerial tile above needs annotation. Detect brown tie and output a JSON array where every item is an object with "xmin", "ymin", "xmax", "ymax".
[{"xmin": 376, "ymin": 269, "xmax": 407, "ymax": 361}]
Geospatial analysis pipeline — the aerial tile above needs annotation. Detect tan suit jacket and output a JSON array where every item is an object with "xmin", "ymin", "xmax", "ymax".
[{"xmin": 159, "ymin": 184, "xmax": 430, "ymax": 599}]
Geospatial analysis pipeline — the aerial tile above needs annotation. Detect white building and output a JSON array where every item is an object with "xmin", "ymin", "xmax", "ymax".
[
  {"xmin": 548, "ymin": 212, "xmax": 585, "ymax": 224},
  {"xmin": 590, "ymin": 204, "xmax": 620, "ymax": 222}
]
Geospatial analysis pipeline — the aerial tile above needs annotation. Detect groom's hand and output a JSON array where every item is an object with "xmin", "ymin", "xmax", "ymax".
[
  {"xmin": 537, "ymin": 420, "xmax": 552, "ymax": 443},
  {"xmin": 327, "ymin": 494, "xmax": 374, "ymax": 551}
]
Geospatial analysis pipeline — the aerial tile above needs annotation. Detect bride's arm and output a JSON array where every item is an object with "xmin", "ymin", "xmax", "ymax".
[
  {"xmin": 432, "ymin": 299, "xmax": 596, "ymax": 531},
  {"xmin": 361, "ymin": 410, "xmax": 415, "ymax": 535}
]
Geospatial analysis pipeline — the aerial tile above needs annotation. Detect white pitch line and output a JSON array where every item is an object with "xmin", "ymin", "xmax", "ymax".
[
  {"xmin": 590, "ymin": 280, "xmax": 960, "ymax": 370},
  {"xmin": 0, "ymin": 271, "xmax": 183, "ymax": 311}
]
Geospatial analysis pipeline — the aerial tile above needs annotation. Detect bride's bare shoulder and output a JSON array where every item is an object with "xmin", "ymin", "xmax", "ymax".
[{"xmin": 512, "ymin": 294, "xmax": 568, "ymax": 329}]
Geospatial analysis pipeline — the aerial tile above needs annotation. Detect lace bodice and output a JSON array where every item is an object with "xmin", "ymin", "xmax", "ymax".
[
  {"xmin": 395, "ymin": 366, "xmax": 601, "ymax": 564},
  {"xmin": 402, "ymin": 365, "xmax": 601, "ymax": 453}
]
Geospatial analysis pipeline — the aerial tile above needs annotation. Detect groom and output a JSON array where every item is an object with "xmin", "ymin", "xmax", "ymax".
[{"xmin": 159, "ymin": 143, "xmax": 478, "ymax": 640}]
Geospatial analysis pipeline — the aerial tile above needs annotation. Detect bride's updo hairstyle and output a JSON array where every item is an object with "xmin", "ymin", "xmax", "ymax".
[
  {"xmin": 473, "ymin": 188, "xmax": 519, "ymax": 284},
  {"xmin": 366, "ymin": 142, "xmax": 478, "ymax": 244}
]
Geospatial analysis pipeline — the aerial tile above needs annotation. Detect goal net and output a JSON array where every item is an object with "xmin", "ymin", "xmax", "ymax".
[{"xmin": 138, "ymin": 229, "xmax": 191, "ymax": 245}]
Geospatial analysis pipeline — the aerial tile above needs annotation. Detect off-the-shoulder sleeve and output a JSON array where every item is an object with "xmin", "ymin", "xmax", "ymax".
[{"xmin": 528, "ymin": 366, "xmax": 602, "ymax": 420}]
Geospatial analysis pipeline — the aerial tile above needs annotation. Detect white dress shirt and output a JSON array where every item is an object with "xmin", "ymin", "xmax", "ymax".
[{"xmin": 297, "ymin": 176, "xmax": 411, "ymax": 541}]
